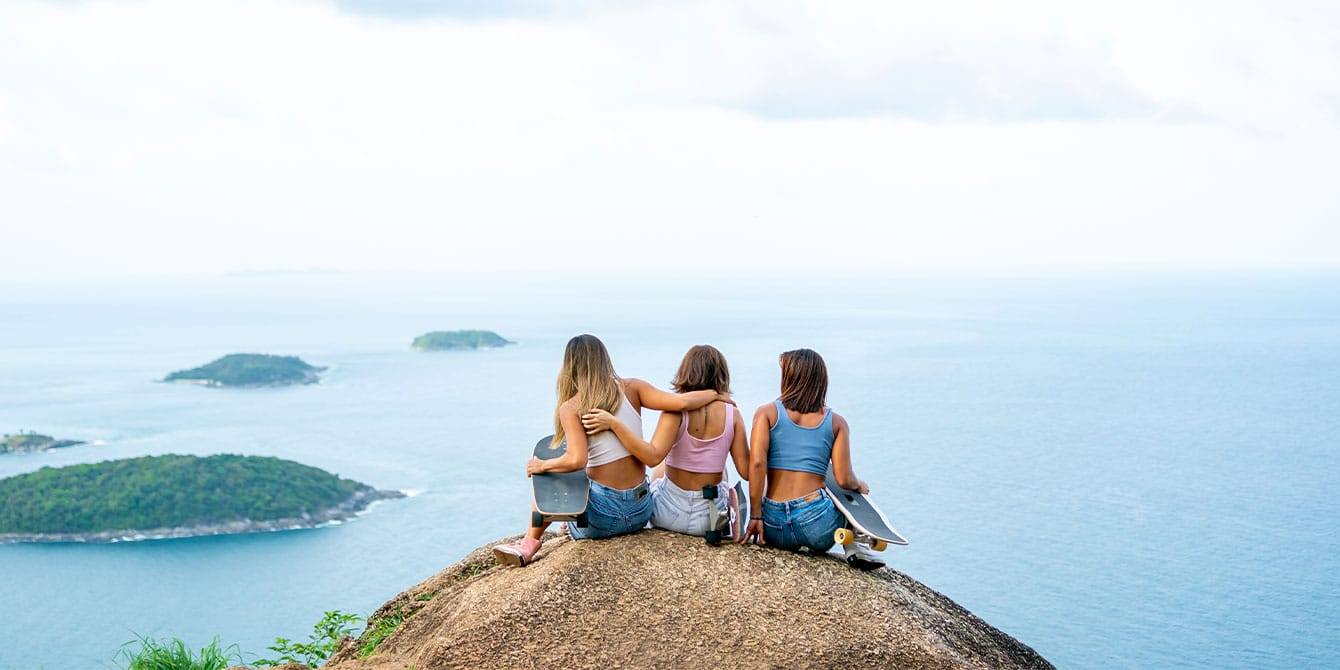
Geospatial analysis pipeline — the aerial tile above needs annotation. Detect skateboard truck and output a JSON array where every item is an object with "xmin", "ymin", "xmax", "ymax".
[
  {"xmin": 834, "ymin": 527, "xmax": 888, "ymax": 552},
  {"xmin": 702, "ymin": 485, "xmax": 727, "ymax": 546},
  {"xmin": 532, "ymin": 510, "xmax": 588, "ymax": 528}
]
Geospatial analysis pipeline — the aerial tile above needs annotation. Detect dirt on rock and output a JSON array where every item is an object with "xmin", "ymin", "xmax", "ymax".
[{"xmin": 318, "ymin": 530, "xmax": 1053, "ymax": 670}]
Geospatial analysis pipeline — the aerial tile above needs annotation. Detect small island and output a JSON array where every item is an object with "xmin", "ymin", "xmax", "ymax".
[
  {"xmin": 1, "ymin": 431, "xmax": 85, "ymax": 454},
  {"xmin": 164, "ymin": 353, "xmax": 324, "ymax": 387},
  {"xmin": 0, "ymin": 454, "xmax": 404, "ymax": 543},
  {"xmin": 412, "ymin": 329, "xmax": 514, "ymax": 351}
]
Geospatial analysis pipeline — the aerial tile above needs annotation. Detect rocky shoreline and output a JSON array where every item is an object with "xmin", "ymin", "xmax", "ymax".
[
  {"xmin": 0, "ymin": 434, "xmax": 85, "ymax": 454},
  {"xmin": 0, "ymin": 488, "xmax": 404, "ymax": 544}
]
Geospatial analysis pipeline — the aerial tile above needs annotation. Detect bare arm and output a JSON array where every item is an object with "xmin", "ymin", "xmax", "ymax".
[
  {"xmin": 581, "ymin": 408, "xmax": 679, "ymax": 467},
  {"xmin": 728, "ymin": 408, "xmax": 750, "ymax": 480},
  {"xmin": 828, "ymin": 413, "xmax": 868, "ymax": 493},
  {"xmin": 623, "ymin": 377, "xmax": 727, "ymax": 412},
  {"xmin": 527, "ymin": 402, "xmax": 589, "ymax": 475},
  {"xmin": 743, "ymin": 403, "xmax": 775, "ymax": 544}
]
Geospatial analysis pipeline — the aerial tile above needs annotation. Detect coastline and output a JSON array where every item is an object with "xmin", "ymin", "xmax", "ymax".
[{"xmin": 0, "ymin": 487, "xmax": 405, "ymax": 544}]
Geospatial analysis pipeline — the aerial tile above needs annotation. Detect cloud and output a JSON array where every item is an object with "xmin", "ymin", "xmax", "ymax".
[
  {"xmin": 0, "ymin": 0, "xmax": 1337, "ymax": 279},
  {"xmin": 327, "ymin": 0, "xmax": 569, "ymax": 21}
]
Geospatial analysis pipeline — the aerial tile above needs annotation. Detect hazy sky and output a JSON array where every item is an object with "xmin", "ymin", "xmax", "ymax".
[{"xmin": 1, "ymin": 0, "xmax": 1337, "ymax": 279}]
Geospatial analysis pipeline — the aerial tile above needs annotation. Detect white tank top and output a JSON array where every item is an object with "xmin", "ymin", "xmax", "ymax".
[{"xmin": 585, "ymin": 391, "xmax": 643, "ymax": 467}]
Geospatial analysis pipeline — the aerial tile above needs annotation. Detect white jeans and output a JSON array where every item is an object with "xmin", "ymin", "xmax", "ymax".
[{"xmin": 650, "ymin": 476, "xmax": 728, "ymax": 537}]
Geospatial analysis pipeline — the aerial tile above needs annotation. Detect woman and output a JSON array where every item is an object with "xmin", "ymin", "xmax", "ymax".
[
  {"xmin": 743, "ymin": 348, "xmax": 883, "ymax": 570},
  {"xmin": 493, "ymin": 334, "xmax": 727, "ymax": 567},
  {"xmin": 581, "ymin": 344, "xmax": 749, "ymax": 538}
]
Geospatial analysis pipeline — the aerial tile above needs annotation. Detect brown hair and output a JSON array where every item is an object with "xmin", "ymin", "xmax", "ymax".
[
  {"xmin": 778, "ymin": 348, "xmax": 827, "ymax": 413},
  {"xmin": 553, "ymin": 334, "xmax": 622, "ymax": 445},
  {"xmin": 670, "ymin": 345, "xmax": 731, "ymax": 394}
]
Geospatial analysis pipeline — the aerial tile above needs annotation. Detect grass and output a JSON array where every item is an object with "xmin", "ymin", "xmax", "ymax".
[
  {"xmin": 357, "ymin": 611, "xmax": 407, "ymax": 658},
  {"xmin": 116, "ymin": 635, "xmax": 241, "ymax": 670}
]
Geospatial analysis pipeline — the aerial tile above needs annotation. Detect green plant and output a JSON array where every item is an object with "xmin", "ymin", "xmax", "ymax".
[
  {"xmin": 357, "ymin": 611, "xmax": 406, "ymax": 658},
  {"xmin": 116, "ymin": 634, "xmax": 240, "ymax": 670},
  {"xmin": 254, "ymin": 610, "xmax": 363, "ymax": 667}
]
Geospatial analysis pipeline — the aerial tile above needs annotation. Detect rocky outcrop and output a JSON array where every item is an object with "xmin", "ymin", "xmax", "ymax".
[{"xmin": 323, "ymin": 530, "xmax": 1053, "ymax": 669}]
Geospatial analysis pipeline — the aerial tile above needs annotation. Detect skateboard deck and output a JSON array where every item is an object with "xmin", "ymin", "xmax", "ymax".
[
  {"xmin": 530, "ymin": 434, "xmax": 589, "ymax": 528},
  {"xmin": 825, "ymin": 467, "xmax": 908, "ymax": 549},
  {"xmin": 729, "ymin": 480, "xmax": 748, "ymax": 542}
]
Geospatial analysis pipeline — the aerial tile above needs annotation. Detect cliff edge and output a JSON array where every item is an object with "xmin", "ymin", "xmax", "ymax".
[{"xmin": 321, "ymin": 530, "xmax": 1053, "ymax": 669}]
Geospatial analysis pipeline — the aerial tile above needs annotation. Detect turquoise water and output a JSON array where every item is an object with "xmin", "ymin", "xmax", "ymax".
[{"xmin": 1, "ymin": 272, "xmax": 1337, "ymax": 669}]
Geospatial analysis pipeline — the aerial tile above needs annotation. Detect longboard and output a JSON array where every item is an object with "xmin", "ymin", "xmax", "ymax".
[
  {"xmin": 702, "ymin": 480, "xmax": 749, "ymax": 545},
  {"xmin": 825, "ymin": 467, "xmax": 908, "ymax": 550},
  {"xmin": 530, "ymin": 434, "xmax": 589, "ymax": 528}
]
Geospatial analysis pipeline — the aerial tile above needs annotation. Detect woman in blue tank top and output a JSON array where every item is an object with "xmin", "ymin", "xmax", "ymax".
[{"xmin": 743, "ymin": 348, "xmax": 883, "ymax": 570}]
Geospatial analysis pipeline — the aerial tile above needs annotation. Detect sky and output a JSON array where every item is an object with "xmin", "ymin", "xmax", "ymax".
[{"xmin": 1, "ymin": 0, "xmax": 1337, "ymax": 280}]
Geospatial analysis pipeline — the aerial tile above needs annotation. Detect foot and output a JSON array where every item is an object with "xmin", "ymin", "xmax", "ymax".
[
  {"xmin": 492, "ymin": 536, "xmax": 542, "ymax": 567},
  {"xmin": 843, "ymin": 543, "xmax": 885, "ymax": 571}
]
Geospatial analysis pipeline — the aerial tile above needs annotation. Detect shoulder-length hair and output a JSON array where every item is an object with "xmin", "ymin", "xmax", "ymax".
[
  {"xmin": 554, "ymin": 334, "xmax": 622, "ymax": 445},
  {"xmin": 778, "ymin": 348, "xmax": 827, "ymax": 414},
  {"xmin": 670, "ymin": 345, "xmax": 731, "ymax": 394}
]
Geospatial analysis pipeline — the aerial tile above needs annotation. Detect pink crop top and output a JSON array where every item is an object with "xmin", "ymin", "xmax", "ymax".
[{"xmin": 663, "ymin": 403, "xmax": 735, "ymax": 474}]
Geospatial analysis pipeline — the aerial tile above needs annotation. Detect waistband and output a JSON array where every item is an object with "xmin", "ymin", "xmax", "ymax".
[
  {"xmin": 762, "ymin": 489, "xmax": 827, "ymax": 510},
  {"xmin": 659, "ymin": 477, "xmax": 726, "ymax": 499},
  {"xmin": 591, "ymin": 478, "xmax": 651, "ymax": 501}
]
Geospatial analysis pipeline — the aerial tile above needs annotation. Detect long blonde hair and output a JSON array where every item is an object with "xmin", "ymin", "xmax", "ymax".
[{"xmin": 553, "ymin": 334, "xmax": 622, "ymax": 445}]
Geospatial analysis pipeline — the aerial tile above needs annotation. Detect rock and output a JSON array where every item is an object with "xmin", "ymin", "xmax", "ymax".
[{"xmin": 324, "ymin": 530, "xmax": 1053, "ymax": 669}]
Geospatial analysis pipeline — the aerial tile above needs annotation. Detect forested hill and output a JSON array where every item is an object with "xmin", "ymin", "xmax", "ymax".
[
  {"xmin": 411, "ymin": 330, "xmax": 513, "ymax": 350},
  {"xmin": 0, "ymin": 454, "xmax": 392, "ymax": 537},
  {"xmin": 164, "ymin": 353, "xmax": 323, "ymax": 387}
]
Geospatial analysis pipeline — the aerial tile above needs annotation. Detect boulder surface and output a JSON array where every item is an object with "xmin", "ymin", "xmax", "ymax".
[{"xmin": 322, "ymin": 530, "xmax": 1053, "ymax": 669}]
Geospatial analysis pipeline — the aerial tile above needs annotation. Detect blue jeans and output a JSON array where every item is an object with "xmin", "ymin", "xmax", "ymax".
[
  {"xmin": 762, "ymin": 489, "xmax": 843, "ymax": 553},
  {"xmin": 567, "ymin": 478, "xmax": 653, "ymax": 540}
]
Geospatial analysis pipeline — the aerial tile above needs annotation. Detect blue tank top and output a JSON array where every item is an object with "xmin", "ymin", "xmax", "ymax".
[{"xmin": 767, "ymin": 399, "xmax": 833, "ymax": 476}]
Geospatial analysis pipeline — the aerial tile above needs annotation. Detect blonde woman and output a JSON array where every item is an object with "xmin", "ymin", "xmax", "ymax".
[{"xmin": 493, "ymin": 334, "xmax": 726, "ymax": 567}]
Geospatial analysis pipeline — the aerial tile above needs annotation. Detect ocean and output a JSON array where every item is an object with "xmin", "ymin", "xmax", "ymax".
[{"xmin": 0, "ymin": 271, "xmax": 1336, "ymax": 669}]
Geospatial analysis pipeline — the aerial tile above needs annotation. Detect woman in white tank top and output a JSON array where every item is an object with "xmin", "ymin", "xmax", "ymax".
[{"xmin": 493, "ymin": 334, "xmax": 728, "ymax": 567}]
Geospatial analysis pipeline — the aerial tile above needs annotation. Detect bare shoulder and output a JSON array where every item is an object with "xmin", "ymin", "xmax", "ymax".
[
  {"xmin": 558, "ymin": 398, "xmax": 581, "ymax": 418},
  {"xmin": 753, "ymin": 402, "xmax": 778, "ymax": 424},
  {"xmin": 831, "ymin": 410, "xmax": 849, "ymax": 432},
  {"xmin": 620, "ymin": 377, "xmax": 647, "ymax": 396}
]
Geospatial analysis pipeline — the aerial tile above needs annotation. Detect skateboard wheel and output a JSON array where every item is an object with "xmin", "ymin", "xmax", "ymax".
[
  {"xmin": 705, "ymin": 530, "xmax": 722, "ymax": 546},
  {"xmin": 870, "ymin": 539, "xmax": 888, "ymax": 552},
  {"xmin": 834, "ymin": 528, "xmax": 855, "ymax": 546},
  {"xmin": 575, "ymin": 512, "xmax": 589, "ymax": 528},
  {"xmin": 531, "ymin": 511, "xmax": 544, "ymax": 528}
]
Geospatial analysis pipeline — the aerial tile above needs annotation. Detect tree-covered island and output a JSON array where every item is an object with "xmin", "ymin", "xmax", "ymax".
[
  {"xmin": 0, "ymin": 454, "xmax": 404, "ymax": 543},
  {"xmin": 164, "ymin": 353, "xmax": 324, "ymax": 387},
  {"xmin": 1, "ymin": 431, "xmax": 85, "ymax": 454},
  {"xmin": 412, "ymin": 330, "xmax": 514, "ymax": 351}
]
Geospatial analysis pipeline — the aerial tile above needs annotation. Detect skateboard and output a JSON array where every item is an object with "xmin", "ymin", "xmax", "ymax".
[
  {"xmin": 530, "ymin": 434, "xmax": 589, "ymax": 528},
  {"xmin": 825, "ymin": 467, "xmax": 908, "ymax": 551},
  {"xmin": 701, "ymin": 480, "xmax": 749, "ymax": 545}
]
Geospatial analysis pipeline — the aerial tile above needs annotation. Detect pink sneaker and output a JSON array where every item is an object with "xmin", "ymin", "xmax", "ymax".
[{"xmin": 492, "ymin": 537, "xmax": 542, "ymax": 567}]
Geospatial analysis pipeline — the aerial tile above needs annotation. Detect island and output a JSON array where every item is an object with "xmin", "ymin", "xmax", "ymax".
[
  {"xmin": 0, "ymin": 454, "xmax": 405, "ymax": 543},
  {"xmin": 163, "ymin": 353, "xmax": 325, "ymax": 387},
  {"xmin": 412, "ymin": 330, "xmax": 514, "ymax": 351},
  {"xmin": 1, "ymin": 431, "xmax": 85, "ymax": 454}
]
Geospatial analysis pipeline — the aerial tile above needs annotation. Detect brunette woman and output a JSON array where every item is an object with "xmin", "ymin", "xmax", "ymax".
[
  {"xmin": 743, "ymin": 348, "xmax": 883, "ymax": 570},
  {"xmin": 581, "ymin": 344, "xmax": 748, "ymax": 537}
]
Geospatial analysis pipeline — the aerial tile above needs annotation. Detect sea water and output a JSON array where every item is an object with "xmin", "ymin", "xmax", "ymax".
[{"xmin": 0, "ymin": 271, "xmax": 1336, "ymax": 669}]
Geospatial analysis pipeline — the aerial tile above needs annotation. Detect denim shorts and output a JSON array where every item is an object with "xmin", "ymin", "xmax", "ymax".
[
  {"xmin": 650, "ymin": 477, "xmax": 728, "ymax": 536},
  {"xmin": 567, "ymin": 478, "xmax": 653, "ymax": 540},
  {"xmin": 761, "ymin": 488, "xmax": 843, "ymax": 553}
]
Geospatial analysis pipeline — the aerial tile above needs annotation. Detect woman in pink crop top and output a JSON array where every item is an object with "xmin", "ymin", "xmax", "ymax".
[
  {"xmin": 582, "ymin": 345, "xmax": 750, "ymax": 538},
  {"xmin": 493, "ymin": 335, "xmax": 727, "ymax": 567}
]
